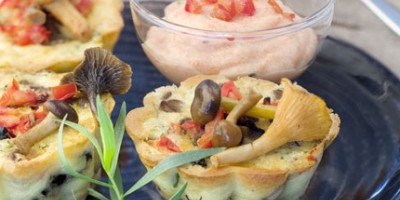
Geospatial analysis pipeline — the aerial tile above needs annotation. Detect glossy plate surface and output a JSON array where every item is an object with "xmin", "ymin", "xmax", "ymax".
[{"xmin": 94, "ymin": 5, "xmax": 400, "ymax": 200}]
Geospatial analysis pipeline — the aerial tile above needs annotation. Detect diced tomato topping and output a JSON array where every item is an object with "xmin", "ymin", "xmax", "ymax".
[
  {"xmin": 180, "ymin": 119, "xmax": 202, "ymax": 138},
  {"xmin": 185, "ymin": 0, "xmax": 218, "ymax": 13},
  {"xmin": 185, "ymin": 0, "xmax": 255, "ymax": 21},
  {"xmin": 51, "ymin": 83, "xmax": 78, "ymax": 101},
  {"xmin": 0, "ymin": 109, "xmax": 48, "ymax": 137},
  {"xmin": 0, "ymin": 106, "xmax": 19, "ymax": 115},
  {"xmin": 0, "ymin": 0, "xmax": 50, "ymax": 45},
  {"xmin": 196, "ymin": 108, "xmax": 225, "ymax": 148},
  {"xmin": 0, "ymin": 114, "xmax": 19, "ymax": 130},
  {"xmin": 212, "ymin": 1, "xmax": 236, "ymax": 21},
  {"xmin": 185, "ymin": 0, "xmax": 204, "ymax": 13},
  {"xmin": 0, "ymin": 79, "xmax": 40, "ymax": 107},
  {"xmin": 196, "ymin": 130, "xmax": 213, "ymax": 148},
  {"xmin": 268, "ymin": 0, "xmax": 295, "ymax": 21},
  {"xmin": 239, "ymin": 0, "xmax": 255, "ymax": 16},
  {"xmin": 158, "ymin": 135, "xmax": 181, "ymax": 152},
  {"xmin": 221, "ymin": 80, "xmax": 242, "ymax": 100},
  {"xmin": 73, "ymin": 0, "xmax": 93, "ymax": 16}
]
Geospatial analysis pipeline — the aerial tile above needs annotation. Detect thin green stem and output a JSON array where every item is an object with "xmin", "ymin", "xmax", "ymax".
[{"xmin": 106, "ymin": 170, "xmax": 124, "ymax": 200}]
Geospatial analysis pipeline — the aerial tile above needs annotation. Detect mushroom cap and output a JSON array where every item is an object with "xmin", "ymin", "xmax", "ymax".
[
  {"xmin": 44, "ymin": 99, "xmax": 79, "ymax": 123},
  {"xmin": 61, "ymin": 47, "xmax": 132, "ymax": 115}
]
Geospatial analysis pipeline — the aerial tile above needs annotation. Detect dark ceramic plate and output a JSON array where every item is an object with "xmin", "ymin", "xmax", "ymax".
[{"xmin": 94, "ymin": 4, "xmax": 400, "ymax": 200}]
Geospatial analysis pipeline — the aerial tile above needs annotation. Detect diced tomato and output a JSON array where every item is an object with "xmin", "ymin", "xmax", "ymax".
[
  {"xmin": 185, "ymin": 0, "xmax": 204, "ymax": 13},
  {"xmin": 180, "ymin": 119, "xmax": 202, "ymax": 138},
  {"xmin": 0, "ymin": 0, "xmax": 22, "ymax": 7},
  {"xmin": 51, "ymin": 83, "xmax": 78, "ymax": 101},
  {"xmin": 185, "ymin": 0, "xmax": 255, "ymax": 21},
  {"xmin": 0, "ymin": 79, "xmax": 39, "ymax": 107},
  {"xmin": 221, "ymin": 80, "xmax": 242, "ymax": 100},
  {"xmin": 212, "ymin": 1, "xmax": 236, "ymax": 21},
  {"xmin": 34, "ymin": 111, "xmax": 47, "ymax": 123},
  {"xmin": 0, "ymin": 0, "xmax": 50, "ymax": 45},
  {"xmin": 0, "ymin": 114, "xmax": 19, "ymax": 130},
  {"xmin": 234, "ymin": 0, "xmax": 255, "ymax": 16},
  {"xmin": 268, "ymin": 0, "xmax": 295, "ymax": 21},
  {"xmin": 5, "ymin": 111, "xmax": 48, "ymax": 137},
  {"xmin": 196, "ymin": 108, "xmax": 225, "ymax": 148},
  {"xmin": 0, "ymin": 106, "xmax": 19, "ymax": 115},
  {"xmin": 158, "ymin": 135, "xmax": 181, "ymax": 152},
  {"xmin": 73, "ymin": 0, "xmax": 93, "ymax": 16},
  {"xmin": 197, "ymin": 131, "xmax": 213, "ymax": 148},
  {"xmin": 12, "ymin": 113, "xmax": 34, "ymax": 137},
  {"xmin": 12, "ymin": 25, "xmax": 50, "ymax": 46}
]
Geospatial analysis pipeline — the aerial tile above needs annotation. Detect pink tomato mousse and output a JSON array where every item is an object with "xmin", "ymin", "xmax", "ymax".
[{"xmin": 142, "ymin": 0, "xmax": 318, "ymax": 83}]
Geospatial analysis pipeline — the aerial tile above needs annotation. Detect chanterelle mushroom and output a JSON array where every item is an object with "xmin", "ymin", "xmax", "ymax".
[{"xmin": 211, "ymin": 78, "xmax": 333, "ymax": 167}]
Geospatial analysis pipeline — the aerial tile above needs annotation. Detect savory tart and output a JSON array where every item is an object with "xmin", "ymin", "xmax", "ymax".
[
  {"xmin": 0, "ymin": 0, "xmax": 124, "ymax": 72},
  {"xmin": 0, "ymin": 48, "xmax": 132, "ymax": 200},
  {"xmin": 126, "ymin": 75, "xmax": 340, "ymax": 200}
]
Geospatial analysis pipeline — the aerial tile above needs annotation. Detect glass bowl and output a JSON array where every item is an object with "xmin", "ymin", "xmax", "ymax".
[{"xmin": 130, "ymin": 0, "xmax": 335, "ymax": 84}]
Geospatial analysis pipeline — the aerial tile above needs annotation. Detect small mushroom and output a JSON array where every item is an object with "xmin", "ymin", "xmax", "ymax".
[
  {"xmin": 61, "ymin": 47, "xmax": 132, "ymax": 118},
  {"xmin": 211, "ymin": 89, "xmax": 262, "ymax": 148},
  {"xmin": 26, "ymin": 6, "xmax": 46, "ymax": 25},
  {"xmin": 160, "ymin": 99, "xmax": 183, "ymax": 113},
  {"xmin": 13, "ymin": 100, "xmax": 79, "ymax": 154},
  {"xmin": 44, "ymin": 100, "xmax": 79, "ymax": 123},
  {"xmin": 191, "ymin": 79, "xmax": 221, "ymax": 125}
]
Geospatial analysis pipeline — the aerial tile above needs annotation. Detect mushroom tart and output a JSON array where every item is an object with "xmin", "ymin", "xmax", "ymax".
[
  {"xmin": 0, "ymin": 0, "xmax": 124, "ymax": 72},
  {"xmin": 0, "ymin": 48, "xmax": 132, "ymax": 200},
  {"xmin": 126, "ymin": 75, "xmax": 340, "ymax": 200}
]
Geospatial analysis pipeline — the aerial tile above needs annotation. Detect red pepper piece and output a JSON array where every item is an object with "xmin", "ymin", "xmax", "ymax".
[{"xmin": 158, "ymin": 135, "xmax": 182, "ymax": 152}]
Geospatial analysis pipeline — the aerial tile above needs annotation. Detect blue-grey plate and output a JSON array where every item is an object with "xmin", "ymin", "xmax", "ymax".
[{"xmin": 93, "ymin": 4, "xmax": 400, "ymax": 200}]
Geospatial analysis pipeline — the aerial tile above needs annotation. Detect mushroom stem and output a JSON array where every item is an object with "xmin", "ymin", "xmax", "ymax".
[
  {"xmin": 13, "ymin": 100, "xmax": 79, "ymax": 155},
  {"xmin": 225, "ymin": 90, "xmax": 262, "ymax": 123},
  {"xmin": 13, "ymin": 113, "xmax": 59, "ymax": 154},
  {"xmin": 42, "ymin": 0, "xmax": 91, "ymax": 41},
  {"xmin": 212, "ymin": 89, "xmax": 262, "ymax": 148}
]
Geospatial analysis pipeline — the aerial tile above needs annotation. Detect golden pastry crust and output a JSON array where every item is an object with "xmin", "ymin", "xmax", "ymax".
[
  {"xmin": 0, "ymin": 69, "xmax": 115, "ymax": 200},
  {"xmin": 0, "ymin": 0, "xmax": 124, "ymax": 72},
  {"xmin": 126, "ymin": 75, "xmax": 340, "ymax": 200}
]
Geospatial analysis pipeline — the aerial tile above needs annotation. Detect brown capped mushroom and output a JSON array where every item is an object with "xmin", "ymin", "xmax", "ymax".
[
  {"xmin": 61, "ymin": 47, "xmax": 132, "ymax": 118},
  {"xmin": 26, "ymin": 6, "xmax": 46, "ymax": 25},
  {"xmin": 13, "ymin": 100, "xmax": 79, "ymax": 155},
  {"xmin": 212, "ymin": 89, "xmax": 262, "ymax": 148},
  {"xmin": 191, "ymin": 79, "xmax": 221, "ymax": 125}
]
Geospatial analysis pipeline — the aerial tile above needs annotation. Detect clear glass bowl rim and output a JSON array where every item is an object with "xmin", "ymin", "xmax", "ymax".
[{"xmin": 130, "ymin": 0, "xmax": 336, "ymax": 40}]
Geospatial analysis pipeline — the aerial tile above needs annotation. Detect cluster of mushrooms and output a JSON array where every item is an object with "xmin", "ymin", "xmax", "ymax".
[
  {"xmin": 24, "ymin": 0, "xmax": 92, "ymax": 42},
  {"xmin": 186, "ymin": 78, "xmax": 334, "ymax": 167},
  {"xmin": 13, "ymin": 47, "xmax": 132, "ymax": 155}
]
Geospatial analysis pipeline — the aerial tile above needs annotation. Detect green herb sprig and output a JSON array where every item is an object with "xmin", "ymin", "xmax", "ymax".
[{"xmin": 57, "ymin": 96, "xmax": 224, "ymax": 200}]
